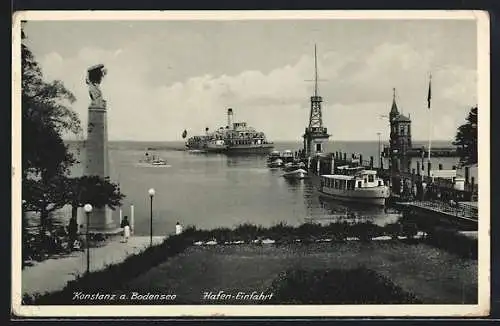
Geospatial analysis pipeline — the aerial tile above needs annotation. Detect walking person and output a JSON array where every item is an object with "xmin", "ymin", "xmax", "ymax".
[{"xmin": 121, "ymin": 216, "xmax": 131, "ymax": 243}]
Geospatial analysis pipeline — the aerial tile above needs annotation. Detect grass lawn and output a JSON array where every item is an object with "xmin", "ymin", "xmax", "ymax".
[{"xmin": 122, "ymin": 241, "xmax": 477, "ymax": 304}]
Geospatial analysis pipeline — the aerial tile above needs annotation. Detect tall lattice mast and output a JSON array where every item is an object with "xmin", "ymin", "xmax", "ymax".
[
  {"xmin": 303, "ymin": 44, "xmax": 330, "ymax": 157},
  {"xmin": 309, "ymin": 44, "xmax": 323, "ymax": 128}
]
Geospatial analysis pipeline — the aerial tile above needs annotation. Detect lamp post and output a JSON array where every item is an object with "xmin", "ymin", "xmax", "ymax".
[
  {"xmin": 22, "ymin": 200, "xmax": 27, "ymax": 264},
  {"xmin": 377, "ymin": 132, "xmax": 382, "ymax": 169},
  {"xmin": 83, "ymin": 203, "xmax": 93, "ymax": 275},
  {"xmin": 148, "ymin": 188, "xmax": 155, "ymax": 247}
]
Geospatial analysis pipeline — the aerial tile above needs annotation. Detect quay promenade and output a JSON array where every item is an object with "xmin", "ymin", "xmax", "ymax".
[{"xmin": 22, "ymin": 235, "xmax": 165, "ymax": 297}]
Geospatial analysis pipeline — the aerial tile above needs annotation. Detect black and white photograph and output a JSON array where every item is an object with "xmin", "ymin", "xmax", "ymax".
[{"xmin": 12, "ymin": 10, "xmax": 490, "ymax": 317}]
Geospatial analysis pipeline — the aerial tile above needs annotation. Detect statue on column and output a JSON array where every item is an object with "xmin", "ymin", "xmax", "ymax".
[{"xmin": 86, "ymin": 64, "xmax": 107, "ymax": 108}]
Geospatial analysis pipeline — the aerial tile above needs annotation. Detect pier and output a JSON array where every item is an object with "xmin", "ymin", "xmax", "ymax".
[
  {"xmin": 395, "ymin": 201, "xmax": 478, "ymax": 231},
  {"xmin": 299, "ymin": 150, "xmax": 478, "ymax": 230}
]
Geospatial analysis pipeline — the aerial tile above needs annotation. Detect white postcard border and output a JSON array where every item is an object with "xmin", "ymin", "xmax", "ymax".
[{"xmin": 11, "ymin": 10, "xmax": 491, "ymax": 317}]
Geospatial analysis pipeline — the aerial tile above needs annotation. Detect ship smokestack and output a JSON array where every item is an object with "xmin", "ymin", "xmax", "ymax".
[{"xmin": 227, "ymin": 108, "xmax": 233, "ymax": 129}]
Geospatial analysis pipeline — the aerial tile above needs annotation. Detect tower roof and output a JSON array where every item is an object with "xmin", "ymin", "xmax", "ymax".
[
  {"xmin": 390, "ymin": 88, "xmax": 399, "ymax": 116},
  {"xmin": 394, "ymin": 114, "xmax": 411, "ymax": 122}
]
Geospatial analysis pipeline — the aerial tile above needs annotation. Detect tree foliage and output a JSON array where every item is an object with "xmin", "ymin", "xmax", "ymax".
[
  {"xmin": 453, "ymin": 106, "xmax": 478, "ymax": 165},
  {"xmin": 22, "ymin": 24, "xmax": 81, "ymax": 179},
  {"xmin": 67, "ymin": 176, "xmax": 125, "ymax": 211}
]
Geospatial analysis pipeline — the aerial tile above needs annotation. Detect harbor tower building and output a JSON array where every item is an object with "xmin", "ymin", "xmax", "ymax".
[{"xmin": 389, "ymin": 88, "xmax": 412, "ymax": 175}]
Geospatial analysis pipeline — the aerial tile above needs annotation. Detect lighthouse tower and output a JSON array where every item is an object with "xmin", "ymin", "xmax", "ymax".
[{"xmin": 303, "ymin": 44, "xmax": 330, "ymax": 156}]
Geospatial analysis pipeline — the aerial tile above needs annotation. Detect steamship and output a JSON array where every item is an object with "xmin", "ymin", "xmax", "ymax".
[{"xmin": 185, "ymin": 108, "xmax": 274, "ymax": 154}]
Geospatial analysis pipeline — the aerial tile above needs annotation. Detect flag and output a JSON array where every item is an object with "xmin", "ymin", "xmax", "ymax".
[{"xmin": 427, "ymin": 75, "xmax": 432, "ymax": 109}]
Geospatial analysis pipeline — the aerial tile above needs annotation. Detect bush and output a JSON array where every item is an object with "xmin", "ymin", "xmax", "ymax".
[
  {"xmin": 267, "ymin": 222, "xmax": 296, "ymax": 244},
  {"xmin": 425, "ymin": 228, "xmax": 477, "ymax": 259},
  {"xmin": 384, "ymin": 223, "xmax": 402, "ymax": 240},
  {"xmin": 350, "ymin": 222, "xmax": 382, "ymax": 242},
  {"xmin": 295, "ymin": 222, "xmax": 324, "ymax": 242},
  {"xmin": 267, "ymin": 267, "xmax": 421, "ymax": 304},
  {"xmin": 401, "ymin": 222, "xmax": 419, "ymax": 239}
]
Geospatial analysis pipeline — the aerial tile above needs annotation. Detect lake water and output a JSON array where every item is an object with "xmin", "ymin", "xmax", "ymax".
[{"xmin": 62, "ymin": 140, "xmax": 458, "ymax": 236}]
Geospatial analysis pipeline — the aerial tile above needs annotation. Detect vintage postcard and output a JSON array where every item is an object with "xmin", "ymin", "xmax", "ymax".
[{"xmin": 11, "ymin": 10, "xmax": 490, "ymax": 317}]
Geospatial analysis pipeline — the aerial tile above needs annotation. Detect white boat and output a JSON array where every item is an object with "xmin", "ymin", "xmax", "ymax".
[
  {"xmin": 268, "ymin": 158, "xmax": 283, "ymax": 168},
  {"xmin": 284, "ymin": 161, "xmax": 306, "ymax": 169},
  {"xmin": 283, "ymin": 168, "xmax": 308, "ymax": 180},
  {"xmin": 281, "ymin": 149, "xmax": 295, "ymax": 163},
  {"xmin": 139, "ymin": 152, "xmax": 169, "ymax": 166},
  {"xmin": 151, "ymin": 159, "xmax": 168, "ymax": 166},
  {"xmin": 267, "ymin": 150, "xmax": 281, "ymax": 162},
  {"xmin": 319, "ymin": 167, "xmax": 390, "ymax": 206}
]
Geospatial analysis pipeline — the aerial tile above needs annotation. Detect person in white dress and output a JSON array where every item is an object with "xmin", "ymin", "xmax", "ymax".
[{"xmin": 121, "ymin": 216, "xmax": 131, "ymax": 243}]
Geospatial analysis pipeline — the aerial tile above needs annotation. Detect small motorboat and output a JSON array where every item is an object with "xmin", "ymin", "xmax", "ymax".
[
  {"xmin": 268, "ymin": 158, "xmax": 283, "ymax": 168},
  {"xmin": 283, "ymin": 168, "xmax": 308, "ymax": 180},
  {"xmin": 151, "ymin": 158, "xmax": 168, "ymax": 166},
  {"xmin": 267, "ymin": 150, "xmax": 281, "ymax": 162},
  {"xmin": 281, "ymin": 150, "xmax": 295, "ymax": 164},
  {"xmin": 139, "ymin": 152, "xmax": 170, "ymax": 167},
  {"xmin": 283, "ymin": 160, "xmax": 306, "ymax": 170}
]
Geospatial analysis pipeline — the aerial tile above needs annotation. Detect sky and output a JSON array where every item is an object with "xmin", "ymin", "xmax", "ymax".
[{"xmin": 23, "ymin": 18, "xmax": 478, "ymax": 142}]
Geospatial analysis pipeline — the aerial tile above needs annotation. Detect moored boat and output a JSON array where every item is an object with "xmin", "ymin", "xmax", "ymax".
[
  {"xmin": 281, "ymin": 150, "xmax": 295, "ymax": 164},
  {"xmin": 283, "ymin": 168, "xmax": 308, "ymax": 180},
  {"xmin": 267, "ymin": 150, "xmax": 281, "ymax": 162},
  {"xmin": 319, "ymin": 167, "xmax": 390, "ymax": 206},
  {"xmin": 283, "ymin": 160, "xmax": 306, "ymax": 170},
  {"xmin": 268, "ymin": 158, "xmax": 284, "ymax": 168}
]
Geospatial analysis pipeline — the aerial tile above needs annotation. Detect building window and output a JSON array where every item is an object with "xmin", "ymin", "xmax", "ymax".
[
  {"xmin": 368, "ymin": 175, "xmax": 374, "ymax": 182},
  {"xmin": 316, "ymin": 143, "xmax": 322, "ymax": 152},
  {"xmin": 357, "ymin": 181, "xmax": 362, "ymax": 188}
]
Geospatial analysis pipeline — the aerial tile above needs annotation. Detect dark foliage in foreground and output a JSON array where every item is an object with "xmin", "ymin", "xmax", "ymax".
[
  {"xmin": 426, "ymin": 228, "xmax": 478, "ymax": 260},
  {"xmin": 267, "ymin": 267, "xmax": 421, "ymax": 304}
]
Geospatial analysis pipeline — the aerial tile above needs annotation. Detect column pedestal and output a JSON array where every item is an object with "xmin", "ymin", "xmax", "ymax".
[{"xmin": 85, "ymin": 105, "xmax": 115, "ymax": 231}]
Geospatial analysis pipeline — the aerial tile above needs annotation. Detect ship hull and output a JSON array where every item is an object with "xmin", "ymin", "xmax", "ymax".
[
  {"xmin": 223, "ymin": 144, "xmax": 274, "ymax": 155},
  {"xmin": 319, "ymin": 186, "xmax": 389, "ymax": 206}
]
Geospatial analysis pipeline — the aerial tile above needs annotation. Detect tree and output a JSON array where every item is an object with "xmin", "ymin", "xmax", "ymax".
[
  {"xmin": 66, "ymin": 176, "xmax": 125, "ymax": 220},
  {"xmin": 22, "ymin": 24, "xmax": 81, "ymax": 179},
  {"xmin": 453, "ymin": 106, "xmax": 478, "ymax": 165},
  {"xmin": 22, "ymin": 24, "xmax": 81, "ymax": 229}
]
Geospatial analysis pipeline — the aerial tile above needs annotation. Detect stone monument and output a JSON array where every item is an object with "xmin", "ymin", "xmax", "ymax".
[{"xmin": 84, "ymin": 64, "xmax": 115, "ymax": 231}]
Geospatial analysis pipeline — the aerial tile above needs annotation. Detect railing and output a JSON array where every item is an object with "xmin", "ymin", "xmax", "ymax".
[{"xmin": 407, "ymin": 200, "xmax": 478, "ymax": 221}]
